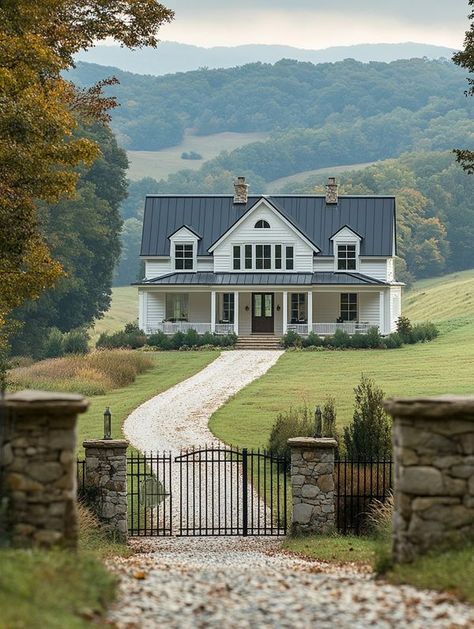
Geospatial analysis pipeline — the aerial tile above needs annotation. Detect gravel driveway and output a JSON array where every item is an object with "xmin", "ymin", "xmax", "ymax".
[{"xmin": 108, "ymin": 537, "xmax": 474, "ymax": 628}]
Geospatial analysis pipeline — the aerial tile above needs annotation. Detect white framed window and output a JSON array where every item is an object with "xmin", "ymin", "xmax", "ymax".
[
  {"xmin": 255, "ymin": 219, "xmax": 270, "ymax": 229},
  {"xmin": 174, "ymin": 243, "xmax": 194, "ymax": 270},
  {"xmin": 222, "ymin": 293, "xmax": 235, "ymax": 323},
  {"xmin": 166, "ymin": 294, "xmax": 189, "ymax": 321},
  {"xmin": 275, "ymin": 245, "xmax": 282, "ymax": 270},
  {"xmin": 256, "ymin": 244, "xmax": 271, "ymax": 270},
  {"xmin": 232, "ymin": 243, "xmax": 296, "ymax": 271},
  {"xmin": 233, "ymin": 245, "xmax": 241, "ymax": 270},
  {"xmin": 290, "ymin": 293, "xmax": 306, "ymax": 323},
  {"xmin": 340, "ymin": 293, "xmax": 358, "ymax": 321},
  {"xmin": 337, "ymin": 244, "xmax": 357, "ymax": 270},
  {"xmin": 285, "ymin": 246, "xmax": 294, "ymax": 270}
]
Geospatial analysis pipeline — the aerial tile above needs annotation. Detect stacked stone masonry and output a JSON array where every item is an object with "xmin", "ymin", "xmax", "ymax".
[
  {"xmin": 288, "ymin": 437, "xmax": 337, "ymax": 535},
  {"xmin": 83, "ymin": 439, "xmax": 128, "ymax": 541},
  {"xmin": 1, "ymin": 390, "xmax": 88, "ymax": 548},
  {"xmin": 385, "ymin": 395, "xmax": 474, "ymax": 563}
]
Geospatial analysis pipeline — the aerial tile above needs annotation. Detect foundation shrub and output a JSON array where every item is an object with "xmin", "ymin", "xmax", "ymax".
[
  {"xmin": 302, "ymin": 332, "xmax": 324, "ymax": 347},
  {"xmin": 146, "ymin": 330, "xmax": 236, "ymax": 350},
  {"xmin": 147, "ymin": 330, "xmax": 172, "ymax": 350},
  {"xmin": 365, "ymin": 326, "xmax": 384, "ymax": 348},
  {"xmin": 96, "ymin": 322, "xmax": 147, "ymax": 349},
  {"xmin": 280, "ymin": 330, "xmax": 303, "ymax": 348},
  {"xmin": 330, "ymin": 329, "xmax": 351, "ymax": 348}
]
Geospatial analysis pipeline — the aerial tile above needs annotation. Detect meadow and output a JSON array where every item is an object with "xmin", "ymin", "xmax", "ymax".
[{"xmin": 127, "ymin": 131, "xmax": 269, "ymax": 180}]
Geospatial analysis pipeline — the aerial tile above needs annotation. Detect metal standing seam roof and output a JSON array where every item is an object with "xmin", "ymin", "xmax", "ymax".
[
  {"xmin": 140, "ymin": 195, "xmax": 396, "ymax": 258},
  {"xmin": 134, "ymin": 272, "xmax": 388, "ymax": 287}
]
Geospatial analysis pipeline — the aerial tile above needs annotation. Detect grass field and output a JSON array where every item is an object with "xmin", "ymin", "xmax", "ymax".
[
  {"xmin": 91, "ymin": 286, "xmax": 137, "ymax": 342},
  {"xmin": 77, "ymin": 351, "xmax": 218, "ymax": 453},
  {"xmin": 127, "ymin": 131, "xmax": 269, "ymax": 181}
]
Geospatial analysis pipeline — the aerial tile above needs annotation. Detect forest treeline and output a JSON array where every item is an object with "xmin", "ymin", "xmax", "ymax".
[{"xmin": 68, "ymin": 58, "xmax": 472, "ymax": 151}]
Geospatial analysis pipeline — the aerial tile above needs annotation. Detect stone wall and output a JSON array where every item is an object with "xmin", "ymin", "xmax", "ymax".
[
  {"xmin": 288, "ymin": 437, "xmax": 337, "ymax": 535},
  {"xmin": 1, "ymin": 390, "xmax": 88, "ymax": 548},
  {"xmin": 385, "ymin": 395, "xmax": 474, "ymax": 563},
  {"xmin": 83, "ymin": 439, "xmax": 128, "ymax": 541}
]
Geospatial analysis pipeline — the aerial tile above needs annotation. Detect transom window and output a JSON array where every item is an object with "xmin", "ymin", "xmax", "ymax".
[
  {"xmin": 255, "ymin": 220, "xmax": 270, "ymax": 229},
  {"xmin": 291, "ymin": 293, "xmax": 306, "ymax": 323},
  {"xmin": 340, "ymin": 293, "xmax": 358, "ymax": 321},
  {"xmin": 222, "ymin": 293, "xmax": 235, "ymax": 323},
  {"xmin": 175, "ymin": 243, "xmax": 194, "ymax": 270},
  {"xmin": 337, "ymin": 244, "xmax": 357, "ymax": 270}
]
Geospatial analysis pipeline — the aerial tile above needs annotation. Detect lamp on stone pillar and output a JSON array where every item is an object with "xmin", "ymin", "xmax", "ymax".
[{"xmin": 103, "ymin": 407, "xmax": 112, "ymax": 440}]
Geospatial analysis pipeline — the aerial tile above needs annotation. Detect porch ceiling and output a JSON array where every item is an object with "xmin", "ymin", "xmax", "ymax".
[{"xmin": 135, "ymin": 272, "xmax": 388, "ymax": 287}]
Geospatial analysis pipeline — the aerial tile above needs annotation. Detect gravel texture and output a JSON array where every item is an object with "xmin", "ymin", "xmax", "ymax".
[{"xmin": 108, "ymin": 537, "xmax": 474, "ymax": 628}]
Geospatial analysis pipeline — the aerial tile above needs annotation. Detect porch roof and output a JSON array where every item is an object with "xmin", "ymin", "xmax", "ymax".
[{"xmin": 135, "ymin": 272, "xmax": 388, "ymax": 287}]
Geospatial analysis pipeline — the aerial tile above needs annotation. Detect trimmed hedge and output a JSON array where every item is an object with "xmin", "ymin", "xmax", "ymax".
[{"xmin": 281, "ymin": 320, "xmax": 438, "ymax": 350}]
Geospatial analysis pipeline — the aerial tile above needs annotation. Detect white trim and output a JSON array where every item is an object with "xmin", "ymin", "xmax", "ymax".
[
  {"xmin": 307, "ymin": 291, "xmax": 313, "ymax": 331},
  {"xmin": 234, "ymin": 291, "xmax": 239, "ymax": 335},
  {"xmin": 211, "ymin": 291, "xmax": 216, "ymax": 333},
  {"xmin": 379, "ymin": 290, "xmax": 385, "ymax": 335},
  {"xmin": 330, "ymin": 226, "xmax": 362, "ymax": 241},
  {"xmin": 282, "ymin": 291, "xmax": 288, "ymax": 334},
  {"xmin": 208, "ymin": 198, "xmax": 320, "ymax": 253}
]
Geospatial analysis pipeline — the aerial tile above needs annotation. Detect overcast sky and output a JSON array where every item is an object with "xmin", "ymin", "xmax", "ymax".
[{"xmin": 156, "ymin": 0, "xmax": 469, "ymax": 49}]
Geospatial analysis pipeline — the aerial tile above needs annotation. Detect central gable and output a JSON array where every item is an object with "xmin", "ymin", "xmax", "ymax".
[{"xmin": 208, "ymin": 198, "xmax": 320, "ymax": 254}]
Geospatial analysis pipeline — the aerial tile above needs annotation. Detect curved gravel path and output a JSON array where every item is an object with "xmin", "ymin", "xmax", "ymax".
[{"xmin": 108, "ymin": 537, "xmax": 474, "ymax": 628}]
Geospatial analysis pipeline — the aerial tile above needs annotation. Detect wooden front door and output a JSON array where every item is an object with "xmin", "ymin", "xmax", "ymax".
[{"xmin": 252, "ymin": 293, "xmax": 274, "ymax": 333}]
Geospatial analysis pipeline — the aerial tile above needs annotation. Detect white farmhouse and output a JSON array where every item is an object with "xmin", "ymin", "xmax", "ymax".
[{"xmin": 136, "ymin": 177, "xmax": 402, "ymax": 347}]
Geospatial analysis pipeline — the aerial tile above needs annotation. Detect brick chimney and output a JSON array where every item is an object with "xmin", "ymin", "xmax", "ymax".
[
  {"xmin": 326, "ymin": 177, "xmax": 338, "ymax": 205},
  {"xmin": 233, "ymin": 176, "xmax": 249, "ymax": 204}
]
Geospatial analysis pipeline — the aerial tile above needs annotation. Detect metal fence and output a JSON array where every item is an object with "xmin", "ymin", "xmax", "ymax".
[
  {"xmin": 76, "ymin": 458, "xmax": 86, "ymax": 498},
  {"xmin": 335, "ymin": 458, "xmax": 393, "ymax": 534}
]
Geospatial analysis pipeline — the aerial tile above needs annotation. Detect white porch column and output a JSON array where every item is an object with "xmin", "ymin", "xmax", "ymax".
[
  {"xmin": 307, "ymin": 291, "xmax": 313, "ymax": 334},
  {"xmin": 283, "ymin": 291, "xmax": 288, "ymax": 334},
  {"xmin": 211, "ymin": 291, "xmax": 216, "ymax": 333},
  {"xmin": 234, "ymin": 291, "xmax": 239, "ymax": 335},
  {"xmin": 379, "ymin": 290, "xmax": 385, "ymax": 335},
  {"xmin": 138, "ymin": 290, "xmax": 146, "ymax": 333}
]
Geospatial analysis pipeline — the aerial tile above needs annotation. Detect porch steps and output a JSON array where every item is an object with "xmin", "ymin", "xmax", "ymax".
[{"xmin": 235, "ymin": 335, "xmax": 282, "ymax": 350}]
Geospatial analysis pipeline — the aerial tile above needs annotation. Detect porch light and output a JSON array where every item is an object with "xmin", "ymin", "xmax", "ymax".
[
  {"xmin": 276, "ymin": 305, "xmax": 281, "ymax": 311},
  {"xmin": 245, "ymin": 305, "xmax": 250, "ymax": 311},
  {"xmin": 314, "ymin": 406, "xmax": 322, "ymax": 438},
  {"xmin": 103, "ymin": 407, "xmax": 112, "ymax": 440}
]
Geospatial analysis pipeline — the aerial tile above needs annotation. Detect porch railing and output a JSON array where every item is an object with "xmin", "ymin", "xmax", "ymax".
[
  {"xmin": 287, "ymin": 324, "xmax": 309, "ymax": 335},
  {"xmin": 149, "ymin": 322, "xmax": 235, "ymax": 335},
  {"xmin": 312, "ymin": 322, "xmax": 373, "ymax": 336}
]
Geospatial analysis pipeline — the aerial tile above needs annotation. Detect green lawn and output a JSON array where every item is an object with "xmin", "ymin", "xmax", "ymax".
[
  {"xmin": 127, "ymin": 131, "xmax": 269, "ymax": 181},
  {"xmin": 77, "ymin": 351, "xmax": 218, "ymax": 453},
  {"xmin": 283, "ymin": 534, "xmax": 377, "ymax": 566},
  {"xmin": 90, "ymin": 286, "xmax": 137, "ymax": 343}
]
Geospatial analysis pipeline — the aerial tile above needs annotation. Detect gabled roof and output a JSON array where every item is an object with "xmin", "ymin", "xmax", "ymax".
[
  {"xmin": 134, "ymin": 271, "xmax": 388, "ymax": 287},
  {"xmin": 140, "ymin": 195, "xmax": 396, "ymax": 257},
  {"xmin": 330, "ymin": 224, "xmax": 363, "ymax": 240}
]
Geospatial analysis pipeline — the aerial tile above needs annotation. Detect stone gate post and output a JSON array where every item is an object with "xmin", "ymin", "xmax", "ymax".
[
  {"xmin": 1, "ymin": 390, "xmax": 88, "ymax": 548},
  {"xmin": 82, "ymin": 439, "xmax": 129, "ymax": 541},
  {"xmin": 288, "ymin": 437, "xmax": 337, "ymax": 535},
  {"xmin": 384, "ymin": 395, "xmax": 474, "ymax": 563}
]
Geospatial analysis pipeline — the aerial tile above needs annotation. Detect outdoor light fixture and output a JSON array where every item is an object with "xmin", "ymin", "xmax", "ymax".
[
  {"xmin": 103, "ymin": 407, "xmax": 112, "ymax": 440},
  {"xmin": 245, "ymin": 305, "xmax": 250, "ymax": 311},
  {"xmin": 276, "ymin": 305, "xmax": 281, "ymax": 311},
  {"xmin": 314, "ymin": 405, "xmax": 322, "ymax": 438}
]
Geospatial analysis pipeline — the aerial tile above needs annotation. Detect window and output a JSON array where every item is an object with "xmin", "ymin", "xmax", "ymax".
[
  {"xmin": 340, "ymin": 293, "xmax": 357, "ymax": 321},
  {"xmin": 256, "ymin": 244, "xmax": 271, "ymax": 270},
  {"xmin": 337, "ymin": 244, "xmax": 357, "ymax": 270},
  {"xmin": 175, "ymin": 243, "xmax": 194, "ymax": 270},
  {"xmin": 255, "ymin": 219, "xmax": 270, "ymax": 229},
  {"xmin": 245, "ymin": 244, "xmax": 252, "ymax": 269},
  {"xmin": 222, "ymin": 293, "xmax": 235, "ymax": 323},
  {"xmin": 291, "ymin": 293, "xmax": 306, "ymax": 323},
  {"xmin": 275, "ymin": 245, "xmax": 282, "ymax": 270},
  {"xmin": 233, "ymin": 245, "xmax": 241, "ymax": 270},
  {"xmin": 286, "ymin": 246, "xmax": 294, "ymax": 270},
  {"xmin": 166, "ymin": 294, "xmax": 189, "ymax": 321}
]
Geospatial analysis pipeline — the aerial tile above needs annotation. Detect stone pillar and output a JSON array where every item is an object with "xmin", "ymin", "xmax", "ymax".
[
  {"xmin": 1, "ymin": 390, "xmax": 88, "ymax": 548},
  {"xmin": 83, "ymin": 439, "xmax": 128, "ymax": 541},
  {"xmin": 384, "ymin": 395, "xmax": 474, "ymax": 563},
  {"xmin": 288, "ymin": 437, "xmax": 337, "ymax": 535}
]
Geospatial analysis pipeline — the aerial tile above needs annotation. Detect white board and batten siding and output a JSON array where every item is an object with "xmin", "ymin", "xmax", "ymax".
[
  {"xmin": 359, "ymin": 259, "xmax": 389, "ymax": 281},
  {"xmin": 213, "ymin": 204, "xmax": 314, "ymax": 273}
]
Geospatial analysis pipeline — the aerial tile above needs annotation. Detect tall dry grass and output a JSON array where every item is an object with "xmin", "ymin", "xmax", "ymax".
[{"xmin": 8, "ymin": 350, "xmax": 154, "ymax": 396}]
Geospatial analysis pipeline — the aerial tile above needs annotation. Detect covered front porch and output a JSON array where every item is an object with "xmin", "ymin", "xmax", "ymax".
[{"xmin": 139, "ymin": 288, "xmax": 390, "ymax": 337}]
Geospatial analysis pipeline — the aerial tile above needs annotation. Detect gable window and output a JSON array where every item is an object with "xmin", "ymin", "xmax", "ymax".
[
  {"xmin": 286, "ymin": 246, "xmax": 294, "ymax": 270},
  {"xmin": 222, "ymin": 293, "xmax": 235, "ymax": 323},
  {"xmin": 233, "ymin": 245, "xmax": 241, "ymax": 270},
  {"xmin": 245, "ymin": 245, "xmax": 252, "ymax": 269},
  {"xmin": 166, "ymin": 294, "xmax": 189, "ymax": 321},
  {"xmin": 340, "ymin": 293, "xmax": 357, "ymax": 321},
  {"xmin": 291, "ymin": 293, "xmax": 306, "ymax": 323},
  {"xmin": 275, "ymin": 245, "xmax": 282, "ymax": 270},
  {"xmin": 255, "ymin": 220, "xmax": 270, "ymax": 229},
  {"xmin": 175, "ymin": 243, "xmax": 194, "ymax": 270},
  {"xmin": 256, "ymin": 244, "xmax": 271, "ymax": 270},
  {"xmin": 337, "ymin": 244, "xmax": 357, "ymax": 270}
]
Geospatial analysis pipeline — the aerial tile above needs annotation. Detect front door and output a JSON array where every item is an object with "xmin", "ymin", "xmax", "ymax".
[{"xmin": 252, "ymin": 293, "xmax": 274, "ymax": 333}]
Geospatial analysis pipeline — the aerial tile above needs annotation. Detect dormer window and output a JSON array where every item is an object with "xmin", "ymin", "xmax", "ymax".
[
  {"xmin": 175, "ymin": 243, "xmax": 194, "ymax": 270},
  {"xmin": 337, "ymin": 244, "xmax": 357, "ymax": 270},
  {"xmin": 255, "ymin": 220, "xmax": 270, "ymax": 229}
]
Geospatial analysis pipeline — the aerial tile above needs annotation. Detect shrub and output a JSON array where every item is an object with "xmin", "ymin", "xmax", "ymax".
[
  {"xmin": 281, "ymin": 330, "xmax": 303, "ymax": 348},
  {"xmin": 383, "ymin": 332, "xmax": 404, "ymax": 349},
  {"xmin": 183, "ymin": 328, "xmax": 200, "ymax": 348},
  {"xmin": 63, "ymin": 328, "xmax": 89, "ymax": 355},
  {"xmin": 268, "ymin": 405, "xmax": 314, "ymax": 462},
  {"xmin": 322, "ymin": 396, "xmax": 338, "ymax": 440},
  {"xmin": 350, "ymin": 333, "xmax": 369, "ymax": 349},
  {"xmin": 147, "ymin": 331, "xmax": 172, "ymax": 350},
  {"xmin": 302, "ymin": 332, "xmax": 324, "ymax": 348},
  {"xmin": 411, "ymin": 322, "xmax": 439, "ymax": 343},
  {"xmin": 365, "ymin": 326, "xmax": 383, "ymax": 349},
  {"xmin": 331, "ymin": 329, "xmax": 351, "ymax": 348},
  {"xmin": 396, "ymin": 315, "xmax": 413, "ymax": 339},
  {"xmin": 343, "ymin": 375, "xmax": 392, "ymax": 460},
  {"xmin": 42, "ymin": 328, "xmax": 64, "ymax": 359},
  {"xmin": 96, "ymin": 323, "xmax": 146, "ymax": 350},
  {"xmin": 146, "ymin": 330, "xmax": 236, "ymax": 350}
]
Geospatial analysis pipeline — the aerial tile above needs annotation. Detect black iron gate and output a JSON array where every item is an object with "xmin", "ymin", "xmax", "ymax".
[{"xmin": 175, "ymin": 446, "xmax": 288, "ymax": 536}]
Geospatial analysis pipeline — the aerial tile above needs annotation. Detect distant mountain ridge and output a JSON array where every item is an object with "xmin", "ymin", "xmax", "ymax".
[{"xmin": 75, "ymin": 41, "xmax": 456, "ymax": 76}]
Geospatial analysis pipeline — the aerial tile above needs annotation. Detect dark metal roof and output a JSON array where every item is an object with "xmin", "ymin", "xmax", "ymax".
[
  {"xmin": 140, "ymin": 195, "xmax": 396, "ymax": 258},
  {"xmin": 135, "ymin": 272, "xmax": 387, "ymax": 287}
]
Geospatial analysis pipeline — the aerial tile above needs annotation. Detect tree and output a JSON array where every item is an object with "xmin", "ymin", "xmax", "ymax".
[
  {"xmin": 453, "ymin": 0, "xmax": 474, "ymax": 173},
  {"xmin": 343, "ymin": 376, "xmax": 392, "ymax": 460},
  {"xmin": 0, "ymin": 0, "xmax": 173, "ymax": 356}
]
